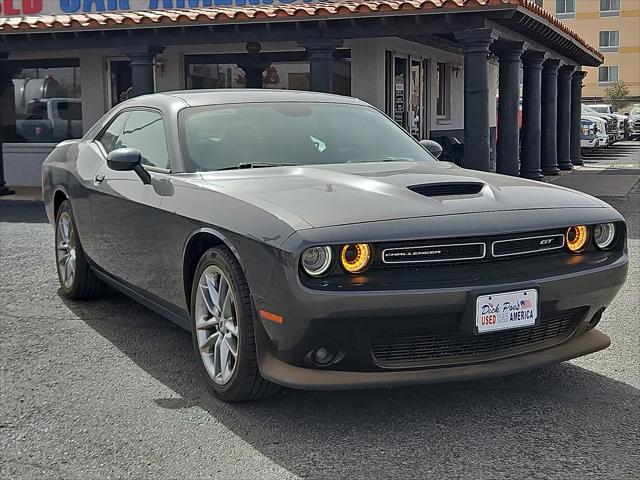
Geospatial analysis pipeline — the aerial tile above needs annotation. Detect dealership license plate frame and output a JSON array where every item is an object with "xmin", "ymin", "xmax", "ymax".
[
  {"xmin": 460, "ymin": 285, "xmax": 540, "ymax": 335},
  {"xmin": 475, "ymin": 288, "xmax": 539, "ymax": 334}
]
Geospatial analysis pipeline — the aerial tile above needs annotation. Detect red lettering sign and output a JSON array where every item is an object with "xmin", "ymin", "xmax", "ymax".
[{"xmin": 1, "ymin": 0, "xmax": 43, "ymax": 15}]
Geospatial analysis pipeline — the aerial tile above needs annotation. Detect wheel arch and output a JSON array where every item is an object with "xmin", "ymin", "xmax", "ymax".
[
  {"xmin": 182, "ymin": 228, "xmax": 247, "ymax": 312},
  {"xmin": 53, "ymin": 188, "xmax": 69, "ymax": 218}
]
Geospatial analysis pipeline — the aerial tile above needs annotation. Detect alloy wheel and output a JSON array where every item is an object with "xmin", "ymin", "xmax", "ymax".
[
  {"xmin": 194, "ymin": 265, "xmax": 240, "ymax": 385},
  {"xmin": 56, "ymin": 211, "xmax": 77, "ymax": 289}
]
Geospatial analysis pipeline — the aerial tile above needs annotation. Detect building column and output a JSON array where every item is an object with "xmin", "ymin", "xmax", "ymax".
[
  {"xmin": 0, "ymin": 53, "xmax": 16, "ymax": 196},
  {"xmin": 121, "ymin": 46, "xmax": 164, "ymax": 97},
  {"xmin": 520, "ymin": 51, "xmax": 547, "ymax": 180},
  {"xmin": 455, "ymin": 28, "xmax": 499, "ymax": 172},
  {"xmin": 571, "ymin": 70, "xmax": 587, "ymax": 166},
  {"xmin": 541, "ymin": 58, "xmax": 561, "ymax": 176},
  {"xmin": 238, "ymin": 42, "xmax": 268, "ymax": 89},
  {"xmin": 494, "ymin": 41, "xmax": 526, "ymax": 176},
  {"xmin": 556, "ymin": 65, "xmax": 575, "ymax": 171},
  {"xmin": 299, "ymin": 39, "xmax": 342, "ymax": 93}
]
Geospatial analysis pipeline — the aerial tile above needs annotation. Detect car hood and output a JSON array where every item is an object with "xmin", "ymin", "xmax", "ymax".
[{"xmin": 198, "ymin": 161, "xmax": 605, "ymax": 228}]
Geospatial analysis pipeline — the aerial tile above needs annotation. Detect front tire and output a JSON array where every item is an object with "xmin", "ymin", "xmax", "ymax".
[
  {"xmin": 54, "ymin": 200, "xmax": 105, "ymax": 299},
  {"xmin": 190, "ymin": 247, "xmax": 279, "ymax": 402}
]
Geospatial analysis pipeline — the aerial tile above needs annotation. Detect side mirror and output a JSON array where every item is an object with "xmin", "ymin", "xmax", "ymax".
[
  {"xmin": 107, "ymin": 148, "xmax": 151, "ymax": 184},
  {"xmin": 420, "ymin": 139, "xmax": 443, "ymax": 159}
]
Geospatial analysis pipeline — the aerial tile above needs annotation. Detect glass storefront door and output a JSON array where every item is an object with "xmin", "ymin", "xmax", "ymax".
[
  {"xmin": 386, "ymin": 53, "xmax": 428, "ymax": 139},
  {"xmin": 409, "ymin": 59, "xmax": 424, "ymax": 139},
  {"xmin": 108, "ymin": 60, "xmax": 133, "ymax": 107}
]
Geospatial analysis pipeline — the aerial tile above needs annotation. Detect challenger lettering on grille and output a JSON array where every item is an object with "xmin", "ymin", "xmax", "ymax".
[{"xmin": 382, "ymin": 243, "xmax": 485, "ymax": 264}]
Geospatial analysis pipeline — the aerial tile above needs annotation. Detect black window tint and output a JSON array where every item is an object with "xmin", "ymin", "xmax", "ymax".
[
  {"xmin": 25, "ymin": 101, "xmax": 47, "ymax": 120},
  {"xmin": 57, "ymin": 101, "xmax": 82, "ymax": 121},
  {"xmin": 97, "ymin": 112, "xmax": 130, "ymax": 154},
  {"xmin": 117, "ymin": 111, "xmax": 170, "ymax": 170}
]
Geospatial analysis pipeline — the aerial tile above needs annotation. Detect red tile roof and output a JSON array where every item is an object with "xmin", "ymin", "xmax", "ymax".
[{"xmin": 0, "ymin": 0, "xmax": 602, "ymax": 61}]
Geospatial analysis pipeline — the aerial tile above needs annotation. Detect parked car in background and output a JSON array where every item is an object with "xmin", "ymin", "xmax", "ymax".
[
  {"xmin": 588, "ymin": 104, "xmax": 629, "ymax": 140},
  {"xmin": 580, "ymin": 119, "xmax": 599, "ymax": 152},
  {"xmin": 627, "ymin": 104, "xmax": 640, "ymax": 140},
  {"xmin": 16, "ymin": 98, "xmax": 83, "ymax": 143},
  {"xmin": 582, "ymin": 104, "xmax": 617, "ymax": 145},
  {"xmin": 582, "ymin": 106, "xmax": 609, "ymax": 148}
]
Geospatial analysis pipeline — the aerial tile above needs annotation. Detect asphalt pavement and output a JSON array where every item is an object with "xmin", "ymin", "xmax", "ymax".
[{"xmin": 1, "ymin": 142, "xmax": 639, "ymax": 479}]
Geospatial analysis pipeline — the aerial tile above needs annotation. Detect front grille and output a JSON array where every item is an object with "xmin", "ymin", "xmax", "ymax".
[
  {"xmin": 374, "ymin": 229, "xmax": 567, "ymax": 268},
  {"xmin": 371, "ymin": 308, "xmax": 585, "ymax": 368},
  {"xmin": 382, "ymin": 242, "xmax": 485, "ymax": 264},
  {"xmin": 492, "ymin": 234, "xmax": 565, "ymax": 257},
  {"xmin": 408, "ymin": 182, "xmax": 484, "ymax": 197}
]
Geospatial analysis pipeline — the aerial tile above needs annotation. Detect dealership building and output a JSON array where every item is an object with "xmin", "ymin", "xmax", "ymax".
[{"xmin": 0, "ymin": 0, "xmax": 602, "ymax": 191}]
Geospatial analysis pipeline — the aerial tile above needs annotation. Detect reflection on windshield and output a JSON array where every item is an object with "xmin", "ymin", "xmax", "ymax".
[{"xmin": 178, "ymin": 102, "xmax": 436, "ymax": 172}]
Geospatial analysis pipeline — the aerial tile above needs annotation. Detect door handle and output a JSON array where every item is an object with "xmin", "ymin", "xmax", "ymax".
[{"xmin": 94, "ymin": 173, "xmax": 105, "ymax": 185}]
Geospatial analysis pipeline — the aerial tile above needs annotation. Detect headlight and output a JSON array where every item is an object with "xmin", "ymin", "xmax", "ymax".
[
  {"xmin": 340, "ymin": 243, "xmax": 372, "ymax": 274},
  {"xmin": 593, "ymin": 223, "xmax": 617, "ymax": 250},
  {"xmin": 581, "ymin": 125, "xmax": 590, "ymax": 135},
  {"xmin": 566, "ymin": 225, "xmax": 589, "ymax": 253},
  {"xmin": 301, "ymin": 246, "xmax": 333, "ymax": 277}
]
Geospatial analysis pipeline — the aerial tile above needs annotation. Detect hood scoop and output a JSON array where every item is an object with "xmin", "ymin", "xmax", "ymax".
[{"xmin": 408, "ymin": 182, "xmax": 484, "ymax": 197}]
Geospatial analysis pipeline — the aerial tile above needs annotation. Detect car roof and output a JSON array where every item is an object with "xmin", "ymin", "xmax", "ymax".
[{"xmin": 120, "ymin": 89, "xmax": 369, "ymax": 109}]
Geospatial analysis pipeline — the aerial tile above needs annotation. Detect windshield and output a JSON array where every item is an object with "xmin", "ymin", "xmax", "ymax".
[
  {"xmin": 178, "ymin": 102, "xmax": 436, "ymax": 172},
  {"xmin": 630, "ymin": 105, "xmax": 640, "ymax": 116},
  {"xmin": 582, "ymin": 105, "xmax": 600, "ymax": 115},
  {"xmin": 589, "ymin": 105, "xmax": 610, "ymax": 113}
]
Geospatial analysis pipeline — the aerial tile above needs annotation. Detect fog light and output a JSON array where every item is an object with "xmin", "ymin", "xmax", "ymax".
[
  {"xmin": 340, "ymin": 243, "xmax": 372, "ymax": 274},
  {"xmin": 588, "ymin": 308, "xmax": 605, "ymax": 330},
  {"xmin": 566, "ymin": 225, "xmax": 588, "ymax": 253},
  {"xmin": 314, "ymin": 346, "xmax": 336, "ymax": 366},
  {"xmin": 593, "ymin": 223, "xmax": 616, "ymax": 250}
]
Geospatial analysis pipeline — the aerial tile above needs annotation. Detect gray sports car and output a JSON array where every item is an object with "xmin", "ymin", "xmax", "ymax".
[{"xmin": 42, "ymin": 90, "xmax": 628, "ymax": 402}]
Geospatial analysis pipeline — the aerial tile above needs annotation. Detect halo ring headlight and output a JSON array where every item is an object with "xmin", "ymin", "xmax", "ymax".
[
  {"xmin": 566, "ymin": 225, "xmax": 589, "ymax": 253},
  {"xmin": 593, "ymin": 223, "xmax": 617, "ymax": 250},
  {"xmin": 301, "ymin": 246, "xmax": 333, "ymax": 277},
  {"xmin": 340, "ymin": 243, "xmax": 372, "ymax": 274}
]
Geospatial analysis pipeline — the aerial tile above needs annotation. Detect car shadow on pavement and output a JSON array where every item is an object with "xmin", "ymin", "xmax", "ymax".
[
  {"xmin": 61, "ymin": 292, "xmax": 639, "ymax": 479},
  {"xmin": 0, "ymin": 202, "xmax": 48, "ymax": 223}
]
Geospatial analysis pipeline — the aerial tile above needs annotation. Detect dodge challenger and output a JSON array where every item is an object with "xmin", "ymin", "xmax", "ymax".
[{"xmin": 42, "ymin": 90, "xmax": 629, "ymax": 401}]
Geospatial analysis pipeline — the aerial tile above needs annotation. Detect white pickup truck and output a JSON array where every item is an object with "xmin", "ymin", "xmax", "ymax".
[
  {"xmin": 588, "ymin": 104, "xmax": 628, "ymax": 141},
  {"xmin": 16, "ymin": 98, "xmax": 83, "ymax": 143}
]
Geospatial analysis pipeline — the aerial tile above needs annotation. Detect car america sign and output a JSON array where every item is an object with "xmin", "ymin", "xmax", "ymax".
[{"xmin": 0, "ymin": 0, "xmax": 314, "ymax": 16}]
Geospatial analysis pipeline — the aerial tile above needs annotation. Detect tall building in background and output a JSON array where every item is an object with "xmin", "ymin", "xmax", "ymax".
[{"xmin": 541, "ymin": 0, "xmax": 640, "ymax": 102}]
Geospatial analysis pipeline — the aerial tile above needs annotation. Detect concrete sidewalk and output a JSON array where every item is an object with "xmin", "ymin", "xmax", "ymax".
[
  {"xmin": 546, "ymin": 141, "xmax": 639, "ymax": 197},
  {"xmin": 0, "ymin": 186, "xmax": 42, "ymax": 203}
]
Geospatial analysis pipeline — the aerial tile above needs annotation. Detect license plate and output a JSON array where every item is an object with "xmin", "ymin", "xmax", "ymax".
[{"xmin": 476, "ymin": 289, "xmax": 538, "ymax": 333}]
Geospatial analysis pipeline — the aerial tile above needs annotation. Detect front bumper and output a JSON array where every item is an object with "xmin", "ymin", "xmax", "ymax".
[
  {"xmin": 581, "ymin": 137, "xmax": 598, "ymax": 149},
  {"xmin": 253, "ymin": 250, "xmax": 628, "ymax": 389},
  {"xmin": 257, "ymin": 329, "xmax": 610, "ymax": 390}
]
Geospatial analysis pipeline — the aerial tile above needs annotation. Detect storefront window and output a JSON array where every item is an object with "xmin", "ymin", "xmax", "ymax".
[
  {"xmin": 436, "ymin": 62, "xmax": 451, "ymax": 119},
  {"xmin": 0, "ymin": 61, "xmax": 82, "ymax": 144},
  {"xmin": 184, "ymin": 55, "xmax": 350, "ymax": 95},
  {"xmin": 185, "ymin": 61, "xmax": 311, "ymax": 90}
]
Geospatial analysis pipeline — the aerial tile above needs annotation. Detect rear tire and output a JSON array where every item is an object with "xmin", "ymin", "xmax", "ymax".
[
  {"xmin": 190, "ymin": 247, "xmax": 280, "ymax": 402},
  {"xmin": 54, "ymin": 200, "xmax": 106, "ymax": 299}
]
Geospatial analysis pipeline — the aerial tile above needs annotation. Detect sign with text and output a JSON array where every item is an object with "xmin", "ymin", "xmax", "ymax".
[{"xmin": 0, "ymin": 0, "xmax": 317, "ymax": 17}]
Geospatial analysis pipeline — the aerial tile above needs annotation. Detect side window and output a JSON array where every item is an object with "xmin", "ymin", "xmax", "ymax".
[
  {"xmin": 117, "ymin": 110, "xmax": 170, "ymax": 170},
  {"xmin": 97, "ymin": 113, "xmax": 130, "ymax": 155}
]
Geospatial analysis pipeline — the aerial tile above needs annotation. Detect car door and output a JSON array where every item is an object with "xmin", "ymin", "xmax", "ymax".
[{"xmin": 89, "ymin": 109, "xmax": 176, "ymax": 299}]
